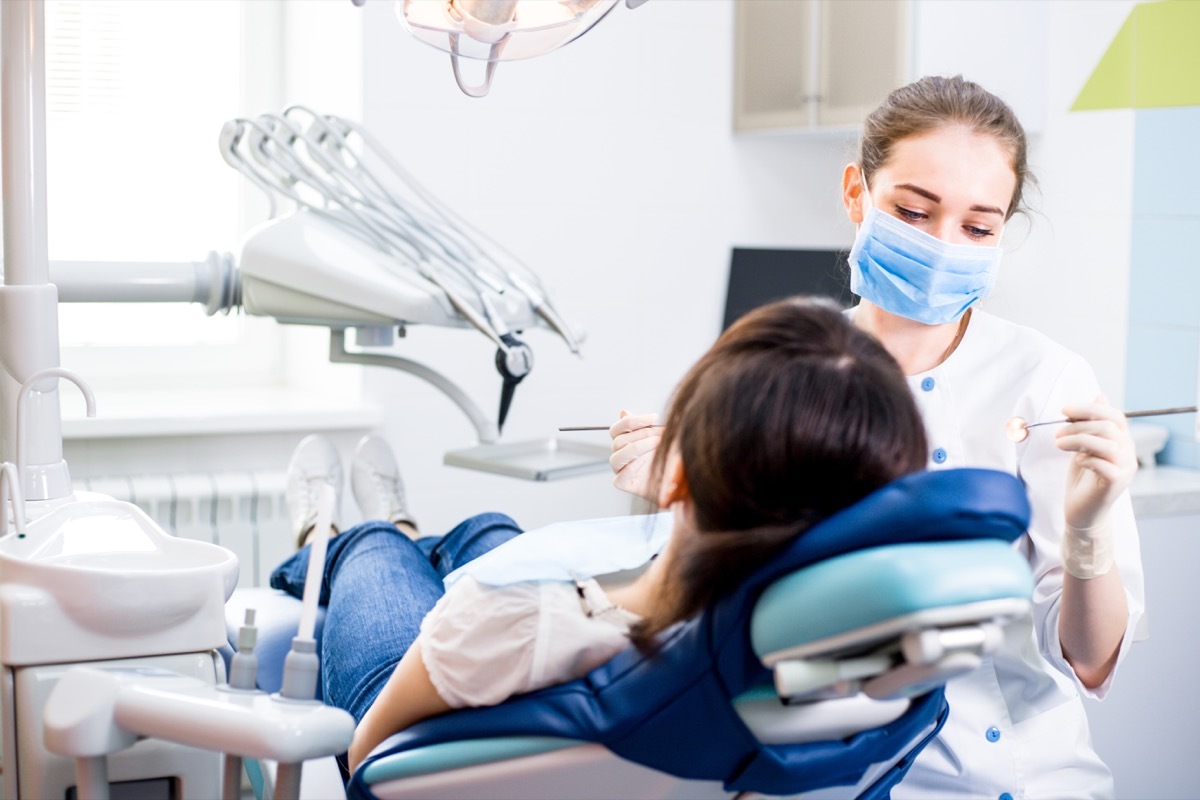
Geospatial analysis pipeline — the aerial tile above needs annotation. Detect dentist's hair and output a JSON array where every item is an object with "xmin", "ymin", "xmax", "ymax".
[
  {"xmin": 859, "ymin": 74, "xmax": 1034, "ymax": 220},
  {"xmin": 631, "ymin": 296, "xmax": 927, "ymax": 651}
]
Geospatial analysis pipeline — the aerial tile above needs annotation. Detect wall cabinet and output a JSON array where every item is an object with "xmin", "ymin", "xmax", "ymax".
[
  {"xmin": 733, "ymin": 0, "xmax": 909, "ymax": 133},
  {"xmin": 733, "ymin": 0, "xmax": 1047, "ymax": 136}
]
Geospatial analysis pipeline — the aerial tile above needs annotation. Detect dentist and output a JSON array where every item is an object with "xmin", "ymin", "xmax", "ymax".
[{"xmin": 610, "ymin": 75, "xmax": 1144, "ymax": 799}]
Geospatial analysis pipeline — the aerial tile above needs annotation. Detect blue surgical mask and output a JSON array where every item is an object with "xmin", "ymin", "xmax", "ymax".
[{"xmin": 849, "ymin": 183, "xmax": 1003, "ymax": 325}]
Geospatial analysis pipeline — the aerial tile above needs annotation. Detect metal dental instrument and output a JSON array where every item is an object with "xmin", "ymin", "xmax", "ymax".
[
  {"xmin": 1004, "ymin": 406, "xmax": 1199, "ymax": 443},
  {"xmin": 221, "ymin": 108, "xmax": 584, "ymax": 432},
  {"xmin": 296, "ymin": 110, "xmax": 582, "ymax": 354},
  {"xmin": 226, "ymin": 114, "xmax": 525, "ymax": 326},
  {"xmin": 559, "ymin": 424, "xmax": 666, "ymax": 432}
]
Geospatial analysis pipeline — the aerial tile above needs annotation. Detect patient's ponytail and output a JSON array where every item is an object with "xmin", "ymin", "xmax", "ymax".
[{"xmin": 628, "ymin": 297, "xmax": 927, "ymax": 652}]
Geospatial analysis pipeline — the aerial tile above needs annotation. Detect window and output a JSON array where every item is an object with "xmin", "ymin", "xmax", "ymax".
[{"xmin": 37, "ymin": 0, "xmax": 288, "ymax": 390}]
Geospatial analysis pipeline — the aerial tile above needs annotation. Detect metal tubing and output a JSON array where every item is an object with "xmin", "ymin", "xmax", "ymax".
[
  {"xmin": 73, "ymin": 756, "xmax": 111, "ymax": 800},
  {"xmin": 51, "ymin": 261, "xmax": 209, "ymax": 304},
  {"xmin": 274, "ymin": 761, "xmax": 303, "ymax": 800},
  {"xmin": 222, "ymin": 754, "xmax": 243, "ymax": 800},
  {"xmin": 1, "ymin": 0, "xmax": 49, "ymax": 287},
  {"xmin": 0, "ymin": 0, "xmax": 63, "ymax": 479},
  {"xmin": 15, "ymin": 367, "xmax": 94, "ymax": 499},
  {"xmin": 329, "ymin": 329, "xmax": 499, "ymax": 444}
]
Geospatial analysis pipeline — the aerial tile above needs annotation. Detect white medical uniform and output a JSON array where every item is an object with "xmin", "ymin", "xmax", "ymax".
[{"xmin": 865, "ymin": 308, "xmax": 1146, "ymax": 800}]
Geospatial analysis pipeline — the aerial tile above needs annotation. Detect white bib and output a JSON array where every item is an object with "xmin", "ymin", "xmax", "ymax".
[{"xmin": 444, "ymin": 512, "xmax": 674, "ymax": 588}]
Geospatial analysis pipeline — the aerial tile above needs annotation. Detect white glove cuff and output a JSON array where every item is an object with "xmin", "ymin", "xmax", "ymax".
[{"xmin": 1061, "ymin": 521, "xmax": 1115, "ymax": 580}]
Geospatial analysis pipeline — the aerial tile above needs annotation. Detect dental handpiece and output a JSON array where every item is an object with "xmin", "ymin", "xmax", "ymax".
[{"xmin": 1004, "ymin": 406, "xmax": 1198, "ymax": 443}]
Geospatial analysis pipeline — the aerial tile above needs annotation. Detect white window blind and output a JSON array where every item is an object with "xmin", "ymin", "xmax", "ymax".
[{"xmin": 40, "ymin": 0, "xmax": 282, "ymax": 380}]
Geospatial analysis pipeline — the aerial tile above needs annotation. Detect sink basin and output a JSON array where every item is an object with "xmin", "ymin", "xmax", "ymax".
[{"xmin": 0, "ymin": 492, "xmax": 239, "ymax": 666}]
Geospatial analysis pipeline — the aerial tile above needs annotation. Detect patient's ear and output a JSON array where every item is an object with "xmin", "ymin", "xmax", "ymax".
[{"xmin": 657, "ymin": 452, "xmax": 689, "ymax": 509}]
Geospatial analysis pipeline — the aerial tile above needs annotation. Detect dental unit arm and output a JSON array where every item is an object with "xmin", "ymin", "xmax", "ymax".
[
  {"xmin": 220, "ymin": 106, "xmax": 582, "ymax": 439},
  {"xmin": 47, "ymin": 107, "xmax": 589, "ymax": 451}
]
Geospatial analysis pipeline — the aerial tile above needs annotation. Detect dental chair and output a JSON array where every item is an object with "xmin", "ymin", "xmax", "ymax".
[{"xmin": 226, "ymin": 467, "xmax": 1034, "ymax": 800}]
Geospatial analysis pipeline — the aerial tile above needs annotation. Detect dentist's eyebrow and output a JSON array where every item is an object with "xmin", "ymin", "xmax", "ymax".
[{"xmin": 894, "ymin": 182, "xmax": 1004, "ymax": 216}]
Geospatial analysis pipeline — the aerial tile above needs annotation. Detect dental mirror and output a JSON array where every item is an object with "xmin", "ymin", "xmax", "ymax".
[{"xmin": 1004, "ymin": 405, "xmax": 1199, "ymax": 443}]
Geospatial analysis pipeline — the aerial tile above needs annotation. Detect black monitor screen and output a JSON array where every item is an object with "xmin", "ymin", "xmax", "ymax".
[{"xmin": 723, "ymin": 247, "xmax": 855, "ymax": 330}]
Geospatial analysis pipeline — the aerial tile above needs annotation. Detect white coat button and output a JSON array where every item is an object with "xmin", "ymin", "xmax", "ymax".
[
  {"xmin": 986, "ymin": 726, "xmax": 1001, "ymax": 742},
  {"xmin": 921, "ymin": 377, "xmax": 936, "ymax": 392},
  {"xmin": 932, "ymin": 448, "xmax": 947, "ymax": 464}
]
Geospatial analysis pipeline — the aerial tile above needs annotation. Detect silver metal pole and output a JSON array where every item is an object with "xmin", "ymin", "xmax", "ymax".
[{"xmin": 2, "ymin": 0, "xmax": 49, "ymax": 287}]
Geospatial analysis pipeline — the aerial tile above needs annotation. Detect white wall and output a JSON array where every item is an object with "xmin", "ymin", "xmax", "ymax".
[
  {"xmin": 986, "ymin": 1, "xmax": 1137, "ymax": 403},
  {"xmin": 357, "ymin": 0, "xmax": 747, "ymax": 533},
  {"xmin": 1085, "ymin": 509, "xmax": 1200, "ymax": 799}
]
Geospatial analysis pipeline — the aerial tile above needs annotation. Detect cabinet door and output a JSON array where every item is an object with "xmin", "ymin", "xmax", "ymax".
[
  {"xmin": 818, "ymin": 0, "xmax": 909, "ymax": 127},
  {"xmin": 733, "ymin": 0, "xmax": 909, "ymax": 133},
  {"xmin": 733, "ymin": 0, "xmax": 819, "ymax": 132}
]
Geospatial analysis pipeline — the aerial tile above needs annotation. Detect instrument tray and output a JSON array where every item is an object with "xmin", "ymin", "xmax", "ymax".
[{"xmin": 444, "ymin": 438, "xmax": 611, "ymax": 481}]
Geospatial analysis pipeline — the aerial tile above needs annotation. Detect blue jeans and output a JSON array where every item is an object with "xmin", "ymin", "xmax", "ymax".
[{"xmin": 269, "ymin": 512, "xmax": 524, "ymax": 723}]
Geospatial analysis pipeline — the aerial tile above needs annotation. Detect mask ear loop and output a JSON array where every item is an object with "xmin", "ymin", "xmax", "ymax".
[{"xmin": 858, "ymin": 167, "xmax": 876, "ymax": 223}]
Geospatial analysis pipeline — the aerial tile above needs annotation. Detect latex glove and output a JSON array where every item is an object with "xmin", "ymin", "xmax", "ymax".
[
  {"xmin": 609, "ymin": 410, "xmax": 662, "ymax": 501},
  {"xmin": 1055, "ymin": 395, "xmax": 1137, "ymax": 578}
]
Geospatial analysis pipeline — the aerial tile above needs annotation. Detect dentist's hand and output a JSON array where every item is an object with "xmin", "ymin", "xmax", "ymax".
[
  {"xmin": 609, "ymin": 410, "xmax": 661, "ymax": 501},
  {"xmin": 1055, "ymin": 395, "xmax": 1137, "ymax": 531},
  {"xmin": 1055, "ymin": 395, "xmax": 1136, "ymax": 579}
]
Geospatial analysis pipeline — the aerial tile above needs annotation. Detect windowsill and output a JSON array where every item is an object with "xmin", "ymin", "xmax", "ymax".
[
  {"xmin": 61, "ymin": 386, "xmax": 383, "ymax": 440},
  {"xmin": 1130, "ymin": 466, "xmax": 1200, "ymax": 518}
]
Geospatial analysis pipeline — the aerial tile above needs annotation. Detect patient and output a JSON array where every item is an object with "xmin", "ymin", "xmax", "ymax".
[{"xmin": 269, "ymin": 296, "xmax": 929, "ymax": 772}]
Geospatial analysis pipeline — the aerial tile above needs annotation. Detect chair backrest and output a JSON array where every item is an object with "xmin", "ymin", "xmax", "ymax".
[{"xmin": 350, "ymin": 468, "xmax": 1031, "ymax": 799}]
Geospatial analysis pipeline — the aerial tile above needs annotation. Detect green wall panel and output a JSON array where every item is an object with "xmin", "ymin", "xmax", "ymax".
[{"xmin": 1073, "ymin": 0, "xmax": 1200, "ymax": 111}]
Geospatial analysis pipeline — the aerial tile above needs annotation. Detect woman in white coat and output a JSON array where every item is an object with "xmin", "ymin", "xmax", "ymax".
[{"xmin": 610, "ymin": 75, "xmax": 1144, "ymax": 800}]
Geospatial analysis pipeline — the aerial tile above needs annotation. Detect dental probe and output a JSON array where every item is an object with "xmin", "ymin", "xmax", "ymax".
[
  {"xmin": 1004, "ymin": 406, "xmax": 1199, "ymax": 443},
  {"xmin": 559, "ymin": 424, "xmax": 667, "ymax": 432}
]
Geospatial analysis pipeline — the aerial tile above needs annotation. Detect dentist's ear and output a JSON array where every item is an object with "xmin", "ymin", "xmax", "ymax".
[
  {"xmin": 842, "ymin": 162, "xmax": 868, "ymax": 225},
  {"xmin": 657, "ymin": 451, "xmax": 690, "ymax": 510}
]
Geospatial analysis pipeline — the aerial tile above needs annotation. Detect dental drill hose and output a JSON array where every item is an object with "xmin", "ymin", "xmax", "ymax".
[
  {"xmin": 224, "ymin": 610, "xmax": 260, "ymax": 800},
  {"xmin": 228, "ymin": 609, "xmax": 259, "ymax": 691},
  {"xmin": 280, "ymin": 638, "xmax": 319, "ymax": 701},
  {"xmin": 281, "ymin": 483, "xmax": 334, "ymax": 702}
]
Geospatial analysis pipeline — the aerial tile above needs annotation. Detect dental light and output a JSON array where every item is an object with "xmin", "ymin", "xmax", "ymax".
[{"xmin": 355, "ymin": 0, "xmax": 650, "ymax": 97}]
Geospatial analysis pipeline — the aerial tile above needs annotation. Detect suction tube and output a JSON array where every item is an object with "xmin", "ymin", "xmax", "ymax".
[{"xmin": 279, "ymin": 482, "xmax": 334, "ymax": 702}]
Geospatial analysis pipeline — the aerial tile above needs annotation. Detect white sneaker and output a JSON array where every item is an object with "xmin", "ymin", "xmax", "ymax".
[
  {"xmin": 286, "ymin": 434, "xmax": 344, "ymax": 548},
  {"xmin": 351, "ymin": 434, "xmax": 417, "ymax": 533}
]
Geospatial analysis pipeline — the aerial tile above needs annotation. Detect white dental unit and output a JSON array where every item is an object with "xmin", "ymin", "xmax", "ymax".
[{"xmin": 0, "ymin": 1, "xmax": 646, "ymax": 798}]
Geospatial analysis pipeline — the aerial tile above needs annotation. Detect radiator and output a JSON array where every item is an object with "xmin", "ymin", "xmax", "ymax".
[{"xmin": 77, "ymin": 470, "xmax": 292, "ymax": 589}]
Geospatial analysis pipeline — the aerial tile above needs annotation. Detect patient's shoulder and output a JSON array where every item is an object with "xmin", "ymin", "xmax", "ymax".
[{"xmin": 419, "ymin": 578, "xmax": 633, "ymax": 709}]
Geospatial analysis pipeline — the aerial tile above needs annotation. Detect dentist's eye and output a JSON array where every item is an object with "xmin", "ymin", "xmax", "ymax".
[
  {"xmin": 964, "ymin": 225, "xmax": 994, "ymax": 240},
  {"xmin": 894, "ymin": 205, "xmax": 926, "ymax": 222}
]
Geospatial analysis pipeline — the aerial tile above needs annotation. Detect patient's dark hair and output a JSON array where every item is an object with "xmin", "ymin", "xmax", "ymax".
[{"xmin": 630, "ymin": 296, "xmax": 927, "ymax": 651}]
